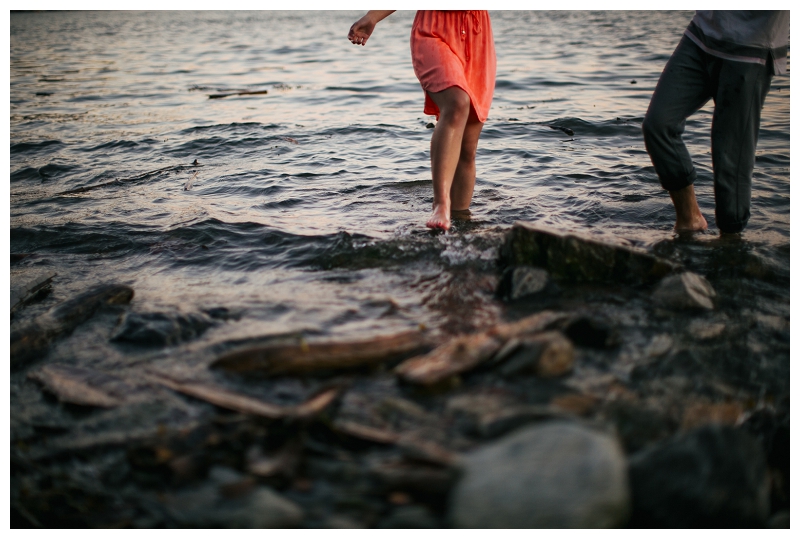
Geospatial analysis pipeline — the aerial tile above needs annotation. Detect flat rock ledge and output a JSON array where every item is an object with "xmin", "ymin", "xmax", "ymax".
[
  {"xmin": 500, "ymin": 222, "xmax": 679, "ymax": 285},
  {"xmin": 449, "ymin": 421, "xmax": 630, "ymax": 528}
]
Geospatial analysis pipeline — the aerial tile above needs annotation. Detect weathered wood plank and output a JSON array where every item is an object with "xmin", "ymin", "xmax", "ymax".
[
  {"xmin": 145, "ymin": 372, "xmax": 340, "ymax": 420},
  {"xmin": 212, "ymin": 329, "xmax": 432, "ymax": 375},
  {"xmin": 394, "ymin": 333, "xmax": 502, "ymax": 386},
  {"xmin": 28, "ymin": 364, "xmax": 136, "ymax": 408}
]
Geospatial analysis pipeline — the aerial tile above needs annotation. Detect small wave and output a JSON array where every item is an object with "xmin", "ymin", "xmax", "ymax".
[{"xmin": 10, "ymin": 139, "xmax": 64, "ymax": 155}]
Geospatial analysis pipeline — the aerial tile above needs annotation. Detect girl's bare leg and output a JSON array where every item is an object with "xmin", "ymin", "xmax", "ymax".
[
  {"xmin": 451, "ymin": 115, "xmax": 484, "ymax": 211},
  {"xmin": 426, "ymin": 87, "xmax": 471, "ymax": 230}
]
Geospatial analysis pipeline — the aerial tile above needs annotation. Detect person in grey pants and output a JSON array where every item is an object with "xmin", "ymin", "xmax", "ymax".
[{"xmin": 642, "ymin": 11, "xmax": 788, "ymax": 234}]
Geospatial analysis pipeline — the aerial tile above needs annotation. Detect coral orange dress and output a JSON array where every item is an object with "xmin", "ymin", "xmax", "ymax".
[{"xmin": 410, "ymin": 10, "xmax": 496, "ymax": 123}]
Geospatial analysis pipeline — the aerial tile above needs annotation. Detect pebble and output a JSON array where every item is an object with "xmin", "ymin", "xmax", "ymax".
[
  {"xmin": 652, "ymin": 272, "xmax": 716, "ymax": 310},
  {"xmin": 449, "ymin": 421, "xmax": 630, "ymax": 528},
  {"xmin": 645, "ymin": 333, "xmax": 673, "ymax": 357},
  {"xmin": 495, "ymin": 265, "xmax": 550, "ymax": 300},
  {"xmin": 687, "ymin": 320, "xmax": 725, "ymax": 340},
  {"xmin": 163, "ymin": 482, "xmax": 303, "ymax": 528}
]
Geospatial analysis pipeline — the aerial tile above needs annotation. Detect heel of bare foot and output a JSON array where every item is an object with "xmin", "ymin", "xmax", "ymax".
[
  {"xmin": 426, "ymin": 204, "xmax": 451, "ymax": 230},
  {"xmin": 674, "ymin": 213, "xmax": 707, "ymax": 233}
]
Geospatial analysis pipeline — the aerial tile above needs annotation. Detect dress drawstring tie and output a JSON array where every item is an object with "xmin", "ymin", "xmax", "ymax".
[{"xmin": 459, "ymin": 10, "xmax": 482, "ymax": 61}]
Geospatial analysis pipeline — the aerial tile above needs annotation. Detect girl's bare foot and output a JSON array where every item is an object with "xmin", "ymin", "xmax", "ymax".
[{"xmin": 426, "ymin": 204, "xmax": 450, "ymax": 230}]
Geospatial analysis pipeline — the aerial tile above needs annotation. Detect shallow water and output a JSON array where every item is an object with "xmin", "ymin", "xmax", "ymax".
[
  {"xmin": 9, "ymin": 11, "xmax": 790, "ymax": 527},
  {"xmin": 11, "ymin": 10, "xmax": 790, "ymax": 338}
]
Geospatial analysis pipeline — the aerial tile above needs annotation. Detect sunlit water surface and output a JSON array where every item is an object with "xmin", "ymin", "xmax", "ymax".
[{"xmin": 10, "ymin": 10, "xmax": 789, "ymax": 344}]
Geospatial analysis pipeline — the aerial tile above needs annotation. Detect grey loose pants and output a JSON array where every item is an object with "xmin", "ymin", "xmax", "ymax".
[{"xmin": 642, "ymin": 36, "xmax": 773, "ymax": 233}]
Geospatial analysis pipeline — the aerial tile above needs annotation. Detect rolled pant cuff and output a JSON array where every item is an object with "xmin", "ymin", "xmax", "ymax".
[
  {"xmin": 661, "ymin": 169, "xmax": 697, "ymax": 193},
  {"xmin": 716, "ymin": 219, "xmax": 747, "ymax": 234}
]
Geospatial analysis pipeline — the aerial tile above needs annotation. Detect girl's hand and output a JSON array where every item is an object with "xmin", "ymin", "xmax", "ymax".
[
  {"xmin": 348, "ymin": 14, "xmax": 377, "ymax": 46},
  {"xmin": 348, "ymin": 11, "xmax": 395, "ymax": 46}
]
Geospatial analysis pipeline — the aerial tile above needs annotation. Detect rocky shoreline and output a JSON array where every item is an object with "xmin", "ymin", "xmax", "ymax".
[{"xmin": 10, "ymin": 222, "xmax": 790, "ymax": 528}]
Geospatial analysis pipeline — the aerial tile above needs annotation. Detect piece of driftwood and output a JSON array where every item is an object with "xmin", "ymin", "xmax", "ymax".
[
  {"xmin": 58, "ymin": 163, "xmax": 202, "ymax": 196},
  {"xmin": 393, "ymin": 312, "xmax": 569, "ymax": 386},
  {"xmin": 184, "ymin": 171, "xmax": 198, "ymax": 191},
  {"xmin": 11, "ymin": 284, "xmax": 134, "ymax": 366},
  {"xmin": 212, "ymin": 330, "xmax": 432, "ymax": 375},
  {"xmin": 394, "ymin": 333, "xmax": 501, "ymax": 386},
  {"xmin": 208, "ymin": 90, "xmax": 268, "ymax": 99},
  {"xmin": 11, "ymin": 270, "xmax": 57, "ymax": 312},
  {"xmin": 489, "ymin": 310, "xmax": 568, "ymax": 341},
  {"xmin": 145, "ymin": 372, "xmax": 340, "ymax": 420},
  {"xmin": 332, "ymin": 419, "xmax": 459, "ymax": 467},
  {"xmin": 28, "ymin": 363, "xmax": 140, "ymax": 408}
]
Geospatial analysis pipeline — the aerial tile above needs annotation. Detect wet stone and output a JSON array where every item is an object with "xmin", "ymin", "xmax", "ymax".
[
  {"xmin": 499, "ymin": 222, "xmax": 679, "ymax": 285},
  {"xmin": 10, "ymin": 270, "xmax": 56, "ymax": 312},
  {"xmin": 496, "ymin": 265, "xmax": 549, "ymax": 300},
  {"xmin": 497, "ymin": 331, "xmax": 574, "ymax": 378},
  {"xmin": 645, "ymin": 334, "xmax": 673, "ymax": 357},
  {"xmin": 11, "ymin": 283, "xmax": 134, "ymax": 366},
  {"xmin": 112, "ymin": 311, "xmax": 216, "ymax": 346},
  {"xmin": 628, "ymin": 425, "xmax": 769, "ymax": 528},
  {"xmin": 652, "ymin": 272, "xmax": 716, "ymax": 311},
  {"xmin": 449, "ymin": 421, "xmax": 630, "ymax": 528},
  {"xmin": 687, "ymin": 320, "xmax": 726, "ymax": 340},
  {"xmin": 378, "ymin": 505, "xmax": 438, "ymax": 528},
  {"xmin": 163, "ymin": 481, "xmax": 303, "ymax": 528},
  {"xmin": 560, "ymin": 315, "xmax": 618, "ymax": 349}
]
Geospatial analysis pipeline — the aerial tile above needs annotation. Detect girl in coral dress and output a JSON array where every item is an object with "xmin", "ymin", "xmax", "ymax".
[{"xmin": 349, "ymin": 10, "xmax": 496, "ymax": 230}]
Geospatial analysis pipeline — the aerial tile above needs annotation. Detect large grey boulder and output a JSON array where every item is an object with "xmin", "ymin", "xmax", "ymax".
[
  {"xmin": 652, "ymin": 272, "xmax": 716, "ymax": 310},
  {"xmin": 499, "ymin": 222, "xmax": 679, "ymax": 285},
  {"xmin": 449, "ymin": 421, "xmax": 630, "ymax": 528}
]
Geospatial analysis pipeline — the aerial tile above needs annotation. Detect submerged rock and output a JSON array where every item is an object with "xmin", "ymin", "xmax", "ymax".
[
  {"xmin": 10, "ymin": 270, "xmax": 56, "ymax": 312},
  {"xmin": 496, "ymin": 266, "xmax": 550, "ymax": 300},
  {"xmin": 559, "ymin": 315, "xmax": 619, "ymax": 349},
  {"xmin": 628, "ymin": 425, "xmax": 769, "ymax": 528},
  {"xmin": 652, "ymin": 272, "xmax": 716, "ymax": 310},
  {"xmin": 499, "ymin": 222, "xmax": 679, "ymax": 284},
  {"xmin": 497, "ymin": 331, "xmax": 574, "ymax": 378},
  {"xmin": 10, "ymin": 283, "xmax": 134, "ymax": 366},
  {"xmin": 379, "ymin": 505, "xmax": 439, "ymax": 528},
  {"xmin": 163, "ymin": 476, "xmax": 303, "ymax": 527},
  {"xmin": 112, "ymin": 311, "xmax": 216, "ymax": 346},
  {"xmin": 449, "ymin": 422, "xmax": 630, "ymax": 528}
]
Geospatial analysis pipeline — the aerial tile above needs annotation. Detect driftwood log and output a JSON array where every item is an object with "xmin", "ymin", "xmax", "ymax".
[
  {"xmin": 28, "ymin": 363, "xmax": 144, "ymax": 408},
  {"xmin": 395, "ymin": 311, "xmax": 569, "ymax": 386},
  {"xmin": 211, "ymin": 330, "xmax": 432, "ymax": 375},
  {"xmin": 145, "ymin": 371, "xmax": 341, "ymax": 420}
]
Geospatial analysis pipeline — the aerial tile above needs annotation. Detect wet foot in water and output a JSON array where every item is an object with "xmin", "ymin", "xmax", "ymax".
[
  {"xmin": 426, "ymin": 204, "xmax": 450, "ymax": 230},
  {"xmin": 674, "ymin": 213, "xmax": 708, "ymax": 233},
  {"xmin": 670, "ymin": 185, "xmax": 707, "ymax": 233}
]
